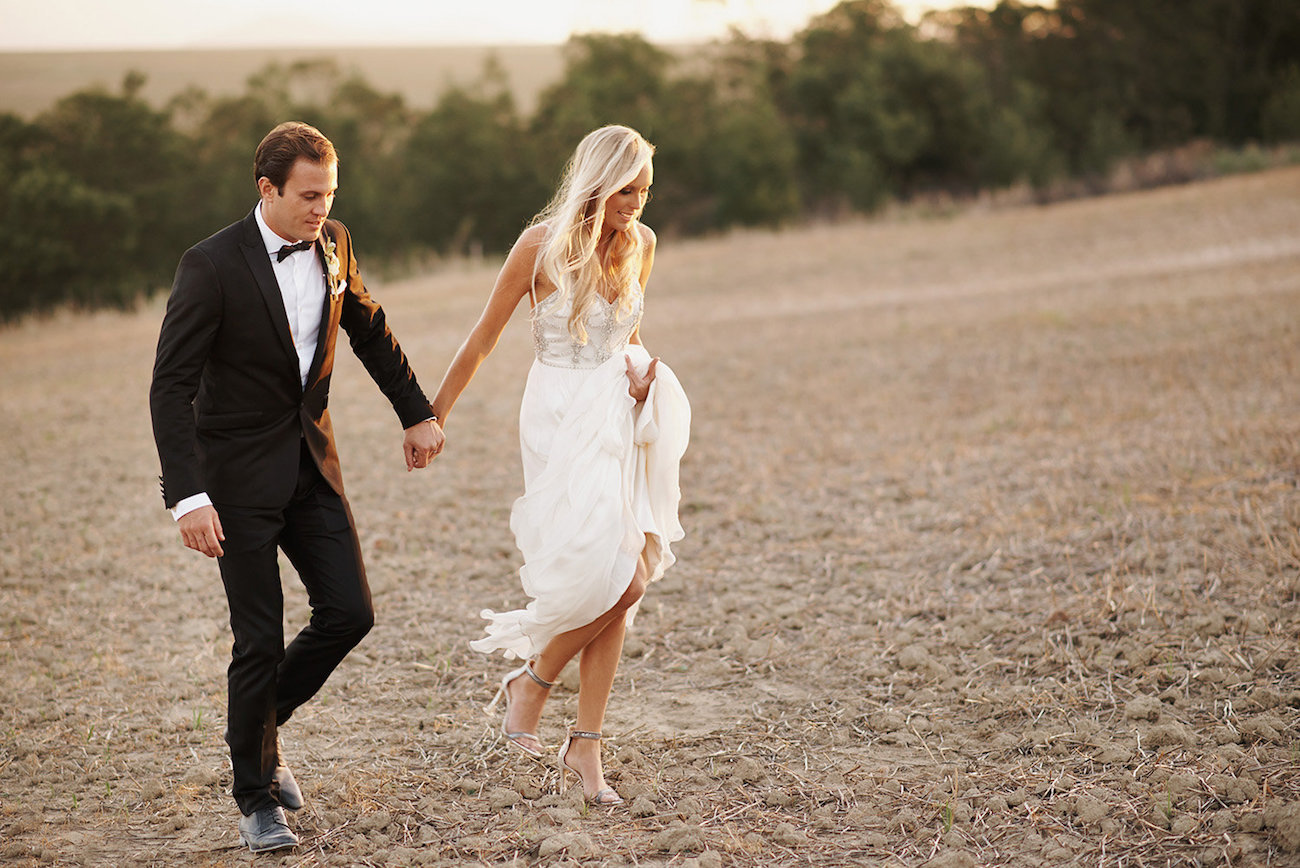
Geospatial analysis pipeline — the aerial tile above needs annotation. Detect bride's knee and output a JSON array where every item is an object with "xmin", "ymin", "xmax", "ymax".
[{"xmin": 615, "ymin": 572, "xmax": 647, "ymax": 610}]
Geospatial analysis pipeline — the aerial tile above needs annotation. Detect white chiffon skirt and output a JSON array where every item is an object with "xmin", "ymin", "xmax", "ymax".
[{"xmin": 469, "ymin": 344, "xmax": 690, "ymax": 660}]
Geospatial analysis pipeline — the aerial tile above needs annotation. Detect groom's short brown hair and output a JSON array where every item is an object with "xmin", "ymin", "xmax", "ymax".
[{"xmin": 254, "ymin": 121, "xmax": 337, "ymax": 192}]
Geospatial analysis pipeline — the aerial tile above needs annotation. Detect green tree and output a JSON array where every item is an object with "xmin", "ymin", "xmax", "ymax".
[
  {"xmin": 183, "ymin": 60, "xmax": 418, "ymax": 260},
  {"xmin": 708, "ymin": 95, "xmax": 801, "ymax": 226},
  {"xmin": 0, "ymin": 163, "xmax": 136, "ymax": 313},
  {"xmin": 668, "ymin": 34, "xmax": 800, "ymax": 230},
  {"xmin": 309, "ymin": 71, "xmax": 413, "ymax": 258},
  {"xmin": 1054, "ymin": 0, "xmax": 1300, "ymax": 145},
  {"xmin": 784, "ymin": 1, "xmax": 906, "ymax": 211},
  {"xmin": 941, "ymin": 0, "xmax": 1300, "ymax": 175},
  {"xmin": 8, "ymin": 0, "xmax": 1300, "ymax": 319},
  {"xmin": 1260, "ymin": 64, "xmax": 1300, "ymax": 142},
  {"xmin": 0, "ymin": 74, "xmax": 198, "ymax": 317},
  {"xmin": 785, "ymin": 0, "xmax": 1035, "ymax": 208},
  {"xmin": 399, "ymin": 59, "xmax": 546, "ymax": 256},
  {"xmin": 39, "ymin": 77, "xmax": 196, "ymax": 283},
  {"xmin": 530, "ymin": 34, "xmax": 675, "ymax": 175}
]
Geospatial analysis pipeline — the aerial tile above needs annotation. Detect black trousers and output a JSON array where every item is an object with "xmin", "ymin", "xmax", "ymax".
[{"xmin": 215, "ymin": 446, "xmax": 373, "ymax": 815}]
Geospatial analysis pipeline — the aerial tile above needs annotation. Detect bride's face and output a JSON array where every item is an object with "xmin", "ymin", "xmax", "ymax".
[{"xmin": 602, "ymin": 161, "xmax": 653, "ymax": 234}]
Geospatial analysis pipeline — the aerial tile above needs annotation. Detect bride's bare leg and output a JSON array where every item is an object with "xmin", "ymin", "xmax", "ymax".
[
  {"xmin": 502, "ymin": 555, "xmax": 648, "ymax": 752},
  {"xmin": 561, "ymin": 554, "xmax": 650, "ymax": 797}
]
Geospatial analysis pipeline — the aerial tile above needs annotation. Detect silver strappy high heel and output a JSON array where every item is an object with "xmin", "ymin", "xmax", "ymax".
[
  {"xmin": 485, "ymin": 660, "xmax": 553, "ymax": 757},
  {"xmin": 557, "ymin": 730, "xmax": 624, "ymax": 806}
]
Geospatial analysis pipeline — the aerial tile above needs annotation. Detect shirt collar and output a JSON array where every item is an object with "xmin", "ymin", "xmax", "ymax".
[{"xmin": 255, "ymin": 202, "xmax": 311, "ymax": 257}]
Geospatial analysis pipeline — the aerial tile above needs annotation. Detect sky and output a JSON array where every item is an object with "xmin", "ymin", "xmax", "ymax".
[{"xmin": 0, "ymin": 0, "xmax": 991, "ymax": 51}]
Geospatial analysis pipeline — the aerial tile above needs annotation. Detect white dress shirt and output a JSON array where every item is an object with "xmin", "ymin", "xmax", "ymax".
[
  {"xmin": 256, "ymin": 202, "xmax": 327, "ymax": 389},
  {"xmin": 171, "ymin": 203, "xmax": 327, "ymax": 521}
]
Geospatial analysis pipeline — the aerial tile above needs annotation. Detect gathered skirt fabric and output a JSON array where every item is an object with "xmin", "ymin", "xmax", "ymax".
[{"xmin": 469, "ymin": 344, "xmax": 690, "ymax": 660}]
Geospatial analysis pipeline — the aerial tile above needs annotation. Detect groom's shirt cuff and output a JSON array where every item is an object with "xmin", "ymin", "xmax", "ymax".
[{"xmin": 171, "ymin": 493, "xmax": 212, "ymax": 521}]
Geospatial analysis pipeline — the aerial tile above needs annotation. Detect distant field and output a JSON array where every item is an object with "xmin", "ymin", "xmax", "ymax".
[{"xmin": 0, "ymin": 45, "xmax": 570, "ymax": 117}]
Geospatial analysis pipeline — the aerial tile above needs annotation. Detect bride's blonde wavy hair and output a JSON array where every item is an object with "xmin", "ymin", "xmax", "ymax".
[{"xmin": 531, "ymin": 125, "xmax": 655, "ymax": 343}]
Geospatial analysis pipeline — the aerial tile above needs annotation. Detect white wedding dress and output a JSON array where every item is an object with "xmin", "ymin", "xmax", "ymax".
[{"xmin": 469, "ymin": 273, "xmax": 690, "ymax": 661}]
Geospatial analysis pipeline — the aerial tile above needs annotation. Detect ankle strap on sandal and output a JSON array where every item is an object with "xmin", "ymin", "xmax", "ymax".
[
  {"xmin": 523, "ymin": 661, "xmax": 555, "ymax": 690},
  {"xmin": 569, "ymin": 730, "xmax": 603, "ymax": 740}
]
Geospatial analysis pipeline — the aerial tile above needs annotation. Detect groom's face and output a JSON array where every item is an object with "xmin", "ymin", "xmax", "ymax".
[{"xmin": 259, "ymin": 157, "xmax": 338, "ymax": 243}]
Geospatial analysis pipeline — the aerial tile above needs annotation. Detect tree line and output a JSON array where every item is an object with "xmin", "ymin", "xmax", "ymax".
[{"xmin": 2, "ymin": 0, "xmax": 1298, "ymax": 319}]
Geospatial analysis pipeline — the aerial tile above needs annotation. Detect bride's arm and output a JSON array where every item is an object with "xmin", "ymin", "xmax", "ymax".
[{"xmin": 429, "ymin": 226, "xmax": 545, "ymax": 425}]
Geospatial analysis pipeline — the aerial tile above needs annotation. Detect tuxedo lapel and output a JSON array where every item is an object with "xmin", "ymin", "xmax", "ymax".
[
  {"xmin": 304, "ymin": 227, "xmax": 342, "ymax": 389},
  {"xmin": 238, "ymin": 210, "xmax": 300, "ymax": 376}
]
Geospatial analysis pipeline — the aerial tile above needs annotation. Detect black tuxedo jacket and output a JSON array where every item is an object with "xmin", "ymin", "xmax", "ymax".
[{"xmin": 150, "ymin": 208, "xmax": 432, "ymax": 510}]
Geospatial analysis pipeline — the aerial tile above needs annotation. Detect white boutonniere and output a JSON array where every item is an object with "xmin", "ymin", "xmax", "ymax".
[{"xmin": 322, "ymin": 238, "xmax": 344, "ymax": 297}]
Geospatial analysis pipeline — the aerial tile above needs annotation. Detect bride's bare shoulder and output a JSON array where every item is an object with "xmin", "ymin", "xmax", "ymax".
[
  {"xmin": 512, "ymin": 224, "xmax": 557, "ymax": 303},
  {"xmin": 502, "ymin": 224, "xmax": 549, "ymax": 274},
  {"xmin": 513, "ymin": 223, "xmax": 550, "ymax": 255}
]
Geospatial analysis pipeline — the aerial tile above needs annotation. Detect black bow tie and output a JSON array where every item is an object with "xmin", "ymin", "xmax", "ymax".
[{"xmin": 276, "ymin": 240, "xmax": 313, "ymax": 262}]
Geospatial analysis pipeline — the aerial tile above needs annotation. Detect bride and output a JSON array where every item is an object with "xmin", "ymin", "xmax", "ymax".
[{"xmin": 428, "ymin": 125, "xmax": 690, "ymax": 806}]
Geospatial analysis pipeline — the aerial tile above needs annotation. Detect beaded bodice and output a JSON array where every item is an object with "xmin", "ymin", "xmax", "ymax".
[{"xmin": 531, "ymin": 287, "xmax": 643, "ymax": 369}]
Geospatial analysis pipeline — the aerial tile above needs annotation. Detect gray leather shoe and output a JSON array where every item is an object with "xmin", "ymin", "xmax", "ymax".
[
  {"xmin": 273, "ymin": 764, "xmax": 303, "ymax": 811},
  {"xmin": 238, "ymin": 806, "xmax": 299, "ymax": 853}
]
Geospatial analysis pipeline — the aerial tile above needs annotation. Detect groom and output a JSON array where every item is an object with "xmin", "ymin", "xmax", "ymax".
[{"xmin": 149, "ymin": 121, "xmax": 443, "ymax": 852}]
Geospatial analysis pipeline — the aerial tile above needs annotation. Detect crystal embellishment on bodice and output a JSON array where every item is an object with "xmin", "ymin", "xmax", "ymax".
[{"xmin": 531, "ymin": 289, "xmax": 643, "ymax": 369}]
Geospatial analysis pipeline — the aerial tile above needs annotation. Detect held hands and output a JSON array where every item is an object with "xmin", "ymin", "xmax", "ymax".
[
  {"xmin": 178, "ymin": 505, "xmax": 225, "ymax": 558},
  {"xmin": 625, "ymin": 354, "xmax": 659, "ymax": 402},
  {"xmin": 404, "ymin": 418, "xmax": 446, "ymax": 470}
]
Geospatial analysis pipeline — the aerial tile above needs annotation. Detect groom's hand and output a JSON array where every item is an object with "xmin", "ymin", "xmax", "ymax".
[
  {"xmin": 404, "ymin": 418, "xmax": 445, "ymax": 471},
  {"xmin": 178, "ymin": 505, "xmax": 225, "ymax": 558}
]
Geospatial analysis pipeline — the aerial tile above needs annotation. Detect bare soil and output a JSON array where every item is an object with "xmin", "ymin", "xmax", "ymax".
[{"xmin": 2, "ymin": 167, "xmax": 1299, "ymax": 867}]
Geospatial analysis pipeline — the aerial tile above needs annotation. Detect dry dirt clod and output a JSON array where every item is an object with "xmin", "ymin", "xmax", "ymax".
[
  {"xmin": 538, "ymin": 831, "xmax": 597, "ymax": 859},
  {"xmin": 1264, "ymin": 802, "xmax": 1300, "ymax": 853},
  {"xmin": 1123, "ymin": 696, "xmax": 1164, "ymax": 721},
  {"xmin": 652, "ymin": 822, "xmax": 706, "ymax": 854}
]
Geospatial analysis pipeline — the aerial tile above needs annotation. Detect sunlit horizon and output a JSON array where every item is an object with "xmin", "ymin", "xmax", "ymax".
[{"xmin": 0, "ymin": 0, "xmax": 998, "ymax": 52}]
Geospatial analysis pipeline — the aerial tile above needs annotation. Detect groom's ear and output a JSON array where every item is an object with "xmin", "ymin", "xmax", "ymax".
[{"xmin": 256, "ymin": 176, "xmax": 279, "ymax": 201}]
